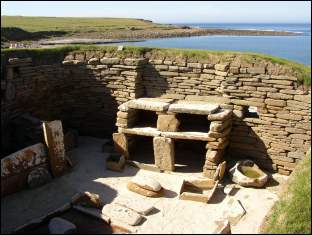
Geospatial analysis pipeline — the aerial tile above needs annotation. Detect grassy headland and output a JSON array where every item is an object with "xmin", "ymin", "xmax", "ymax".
[{"xmin": 1, "ymin": 16, "xmax": 300, "ymax": 45}]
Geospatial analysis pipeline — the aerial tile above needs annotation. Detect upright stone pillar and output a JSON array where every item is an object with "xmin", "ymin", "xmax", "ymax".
[
  {"xmin": 153, "ymin": 137, "xmax": 175, "ymax": 171},
  {"xmin": 43, "ymin": 120, "xmax": 67, "ymax": 177},
  {"xmin": 113, "ymin": 133, "xmax": 129, "ymax": 158}
]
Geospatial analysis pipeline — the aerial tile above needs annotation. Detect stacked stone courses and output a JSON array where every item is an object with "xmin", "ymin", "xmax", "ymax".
[{"xmin": 1, "ymin": 49, "xmax": 311, "ymax": 175}]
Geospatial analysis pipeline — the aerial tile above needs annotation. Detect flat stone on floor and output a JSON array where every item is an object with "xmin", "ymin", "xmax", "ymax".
[{"xmin": 101, "ymin": 203, "xmax": 143, "ymax": 226}]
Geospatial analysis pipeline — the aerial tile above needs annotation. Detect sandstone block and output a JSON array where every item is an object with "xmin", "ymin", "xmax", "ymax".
[
  {"xmin": 264, "ymin": 99, "xmax": 286, "ymax": 107},
  {"xmin": 294, "ymin": 94, "xmax": 311, "ymax": 103},
  {"xmin": 215, "ymin": 71, "xmax": 228, "ymax": 76},
  {"xmin": 188, "ymin": 62, "xmax": 202, "ymax": 68},
  {"xmin": 276, "ymin": 112, "xmax": 302, "ymax": 121},
  {"xmin": 208, "ymin": 109, "xmax": 232, "ymax": 121},
  {"xmin": 206, "ymin": 149, "xmax": 224, "ymax": 164},
  {"xmin": 157, "ymin": 114, "xmax": 180, "ymax": 132},
  {"xmin": 247, "ymin": 67, "xmax": 265, "ymax": 74},
  {"xmin": 206, "ymin": 140, "xmax": 229, "ymax": 150},
  {"xmin": 215, "ymin": 63, "xmax": 229, "ymax": 71},
  {"xmin": 210, "ymin": 120, "xmax": 231, "ymax": 132},
  {"xmin": 100, "ymin": 57, "xmax": 120, "ymax": 65},
  {"xmin": 153, "ymin": 137, "xmax": 175, "ymax": 171},
  {"xmin": 113, "ymin": 133, "xmax": 129, "ymax": 158},
  {"xmin": 208, "ymin": 127, "xmax": 231, "ymax": 139},
  {"xmin": 168, "ymin": 100, "xmax": 219, "ymax": 115},
  {"xmin": 43, "ymin": 120, "xmax": 67, "ymax": 177},
  {"xmin": 289, "ymin": 134, "xmax": 310, "ymax": 140}
]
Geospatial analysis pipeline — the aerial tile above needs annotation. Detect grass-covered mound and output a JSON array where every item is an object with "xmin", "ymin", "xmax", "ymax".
[
  {"xmin": 1, "ymin": 45, "xmax": 311, "ymax": 86},
  {"xmin": 262, "ymin": 150, "xmax": 311, "ymax": 234},
  {"xmin": 1, "ymin": 16, "xmax": 170, "ymax": 33}
]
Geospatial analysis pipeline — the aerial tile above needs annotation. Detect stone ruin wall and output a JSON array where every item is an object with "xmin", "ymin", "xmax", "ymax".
[{"xmin": 1, "ymin": 49, "xmax": 311, "ymax": 175}]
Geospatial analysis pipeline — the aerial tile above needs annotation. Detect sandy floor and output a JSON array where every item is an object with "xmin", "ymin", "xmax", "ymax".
[{"xmin": 1, "ymin": 136, "xmax": 288, "ymax": 234}]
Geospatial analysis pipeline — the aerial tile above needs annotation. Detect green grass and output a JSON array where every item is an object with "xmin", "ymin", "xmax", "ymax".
[
  {"xmin": 262, "ymin": 150, "xmax": 311, "ymax": 234},
  {"xmin": 1, "ymin": 16, "xmax": 172, "ymax": 32},
  {"xmin": 1, "ymin": 45, "xmax": 311, "ymax": 86}
]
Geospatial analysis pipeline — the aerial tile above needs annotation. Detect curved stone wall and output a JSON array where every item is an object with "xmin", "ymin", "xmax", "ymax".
[{"xmin": 1, "ymin": 48, "xmax": 311, "ymax": 175}]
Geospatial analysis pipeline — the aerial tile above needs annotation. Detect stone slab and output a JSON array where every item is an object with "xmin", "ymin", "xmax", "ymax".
[
  {"xmin": 1, "ymin": 143, "xmax": 47, "ymax": 178},
  {"xmin": 112, "ymin": 133, "xmax": 129, "ymax": 158},
  {"xmin": 101, "ymin": 203, "xmax": 143, "ymax": 226},
  {"xmin": 43, "ymin": 120, "xmax": 67, "ymax": 177},
  {"xmin": 114, "ymin": 197, "xmax": 155, "ymax": 215},
  {"xmin": 161, "ymin": 131, "xmax": 216, "ymax": 141},
  {"xmin": 120, "ymin": 127, "xmax": 161, "ymax": 137},
  {"xmin": 153, "ymin": 137, "xmax": 175, "ymax": 171},
  {"xmin": 127, "ymin": 98, "xmax": 172, "ymax": 112},
  {"xmin": 168, "ymin": 100, "xmax": 219, "ymax": 115},
  {"xmin": 157, "ymin": 114, "xmax": 180, "ymax": 132}
]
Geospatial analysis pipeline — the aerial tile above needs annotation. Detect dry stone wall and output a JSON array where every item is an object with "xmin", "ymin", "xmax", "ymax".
[{"xmin": 1, "ymin": 49, "xmax": 311, "ymax": 175}]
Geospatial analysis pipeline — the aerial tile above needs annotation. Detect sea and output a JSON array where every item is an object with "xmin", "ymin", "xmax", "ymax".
[{"xmin": 105, "ymin": 23, "xmax": 311, "ymax": 65}]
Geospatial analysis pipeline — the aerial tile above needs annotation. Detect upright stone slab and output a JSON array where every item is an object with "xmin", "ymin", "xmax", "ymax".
[
  {"xmin": 157, "ymin": 113, "xmax": 180, "ymax": 132},
  {"xmin": 153, "ymin": 137, "xmax": 175, "ymax": 171},
  {"xmin": 113, "ymin": 133, "xmax": 129, "ymax": 158},
  {"xmin": 43, "ymin": 120, "xmax": 67, "ymax": 177}
]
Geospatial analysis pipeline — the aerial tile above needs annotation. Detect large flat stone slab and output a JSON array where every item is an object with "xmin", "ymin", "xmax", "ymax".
[
  {"xmin": 127, "ymin": 98, "xmax": 173, "ymax": 112},
  {"xmin": 161, "ymin": 131, "xmax": 216, "ymax": 141},
  {"xmin": 101, "ymin": 203, "xmax": 143, "ymax": 226},
  {"xmin": 168, "ymin": 100, "xmax": 219, "ymax": 115},
  {"xmin": 120, "ymin": 127, "xmax": 161, "ymax": 137}
]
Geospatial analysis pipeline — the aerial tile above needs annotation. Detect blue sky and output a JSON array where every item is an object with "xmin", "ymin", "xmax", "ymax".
[{"xmin": 1, "ymin": 1, "xmax": 311, "ymax": 23}]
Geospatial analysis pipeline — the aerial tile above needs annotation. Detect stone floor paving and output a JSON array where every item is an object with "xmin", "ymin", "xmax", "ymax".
[{"xmin": 1, "ymin": 136, "xmax": 288, "ymax": 234}]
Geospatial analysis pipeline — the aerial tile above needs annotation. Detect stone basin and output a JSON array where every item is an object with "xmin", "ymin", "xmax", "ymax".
[{"xmin": 229, "ymin": 160, "xmax": 269, "ymax": 188}]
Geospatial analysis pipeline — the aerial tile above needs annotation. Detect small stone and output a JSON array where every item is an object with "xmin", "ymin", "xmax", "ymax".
[
  {"xmin": 223, "ymin": 184, "xmax": 235, "ymax": 195},
  {"xmin": 127, "ymin": 182, "xmax": 162, "ymax": 197},
  {"xmin": 208, "ymin": 109, "xmax": 232, "ymax": 121},
  {"xmin": 131, "ymin": 175, "xmax": 162, "ymax": 192},
  {"xmin": 27, "ymin": 167, "xmax": 52, "ymax": 189},
  {"xmin": 48, "ymin": 217, "xmax": 76, "ymax": 234},
  {"xmin": 71, "ymin": 191, "xmax": 103, "ymax": 209}
]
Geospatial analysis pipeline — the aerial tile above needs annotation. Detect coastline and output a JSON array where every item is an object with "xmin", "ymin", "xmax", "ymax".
[{"xmin": 4, "ymin": 28, "xmax": 301, "ymax": 48}]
